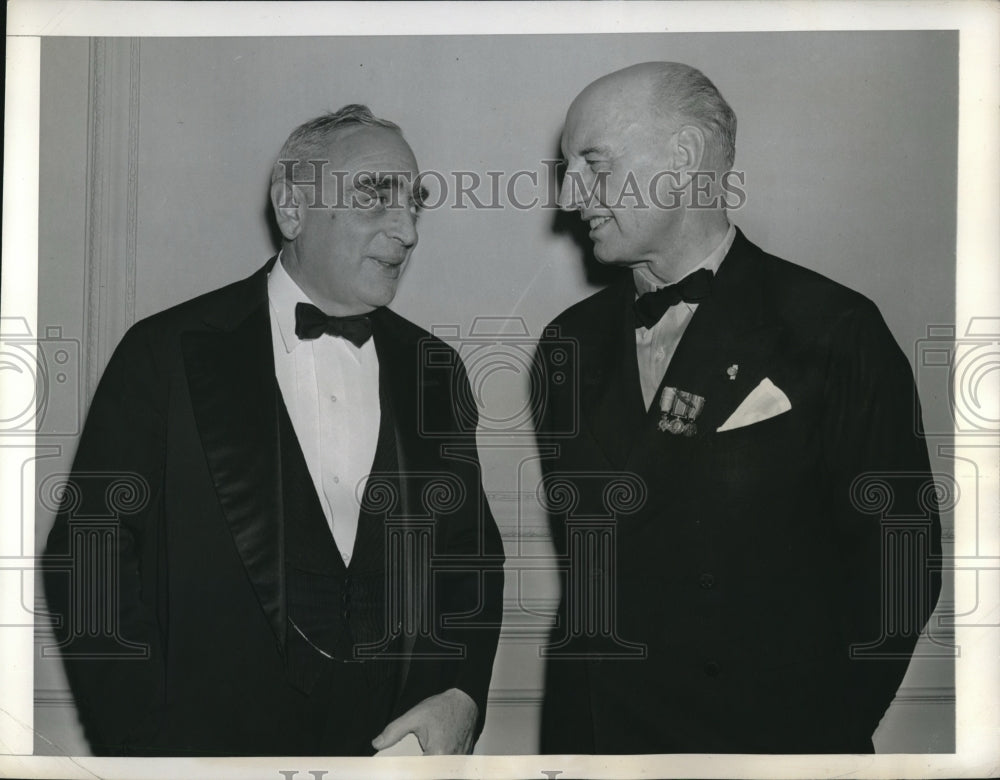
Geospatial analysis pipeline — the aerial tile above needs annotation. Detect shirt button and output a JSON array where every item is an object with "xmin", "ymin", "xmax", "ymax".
[
  {"xmin": 704, "ymin": 661, "xmax": 721, "ymax": 677},
  {"xmin": 699, "ymin": 573, "xmax": 715, "ymax": 589},
  {"xmin": 330, "ymin": 394, "xmax": 337, "ymax": 402},
  {"xmin": 333, "ymin": 475, "xmax": 340, "ymax": 484}
]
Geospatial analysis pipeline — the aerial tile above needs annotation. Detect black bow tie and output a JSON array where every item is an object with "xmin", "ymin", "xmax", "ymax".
[
  {"xmin": 294, "ymin": 302, "xmax": 373, "ymax": 347},
  {"xmin": 633, "ymin": 268, "xmax": 713, "ymax": 329}
]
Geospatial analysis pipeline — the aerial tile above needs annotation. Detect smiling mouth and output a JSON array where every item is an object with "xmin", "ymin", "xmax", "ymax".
[
  {"xmin": 372, "ymin": 258, "xmax": 404, "ymax": 275},
  {"xmin": 587, "ymin": 216, "xmax": 612, "ymax": 233}
]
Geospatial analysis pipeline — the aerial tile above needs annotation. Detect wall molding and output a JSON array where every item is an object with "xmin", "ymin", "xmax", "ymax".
[
  {"xmin": 487, "ymin": 688, "xmax": 544, "ymax": 707},
  {"xmin": 83, "ymin": 37, "xmax": 141, "ymax": 404}
]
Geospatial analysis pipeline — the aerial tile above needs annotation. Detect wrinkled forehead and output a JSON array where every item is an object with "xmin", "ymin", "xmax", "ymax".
[{"xmin": 325, "ymin": 125, "xmax": 420, "ymax": 177}]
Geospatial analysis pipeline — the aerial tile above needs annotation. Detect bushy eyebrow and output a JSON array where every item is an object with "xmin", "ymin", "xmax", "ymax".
[{"xmin": 354, "ymin": 172, "xmax": 425, "ymax": 210}]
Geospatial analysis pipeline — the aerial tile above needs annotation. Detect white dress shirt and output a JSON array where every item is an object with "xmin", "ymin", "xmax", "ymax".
[
  {"xmin": 268, "ymin": 257, "xmax": 381, "ymax": 565},
  {"xmin": 633, "ymin": 224, "xmax": 737, "ymax": 410}
]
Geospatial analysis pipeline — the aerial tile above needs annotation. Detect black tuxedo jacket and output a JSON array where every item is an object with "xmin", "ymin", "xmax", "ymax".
[
  {"xmin": 535, "ymin": 229, "xmax": 941, "ymax": 753},
  {"xmin": 44, "ymin": 260, "xmax": 504, "ymax": 756}
]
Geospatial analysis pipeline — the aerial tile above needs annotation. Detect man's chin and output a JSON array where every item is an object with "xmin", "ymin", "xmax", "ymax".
[
  {"xmin": 592, "ymin": 246, "xmax": 628, "ymax": 267},
  {"xmin": 360, "ymin": 285, "xmax": 400, "ymax": 310}
]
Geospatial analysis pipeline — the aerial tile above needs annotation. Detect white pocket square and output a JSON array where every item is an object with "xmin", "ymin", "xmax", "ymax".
[{"xmin": 716, "ymin": 377, "xmax": 791, "ymax": 432}]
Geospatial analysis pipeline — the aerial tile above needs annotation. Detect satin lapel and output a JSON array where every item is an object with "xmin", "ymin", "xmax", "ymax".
[
  {"xmin": 370, "ymin": 310, "xmax": 419, "ymax": 523},
  {"xmin": 370, "ymin": 310, "xmax": 423, "ymax": 688},
  {"xmin": 582, "ymin": 278, "xmax": 649, "ymax": 468},
  {"xmin": 654, "ymin": 230, "xmax": 782, "ymax": 435},
  {"xmin": 181, "ymin": 263, "xmax": 286, "ymax": 649}
]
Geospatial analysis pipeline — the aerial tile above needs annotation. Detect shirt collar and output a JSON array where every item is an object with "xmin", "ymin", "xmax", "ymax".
[
  {"xmin": 268, "ymin": 250, "xmax": 312, "ymax": 353},
  {"xmin": 633, "ymin": 223, "xmax": 737, "ymax": 296}
]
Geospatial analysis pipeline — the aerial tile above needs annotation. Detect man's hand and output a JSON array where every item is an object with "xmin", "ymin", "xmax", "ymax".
[{"xmin": 372, "ymin": 688, "xmax": 478, "ymax": 755}]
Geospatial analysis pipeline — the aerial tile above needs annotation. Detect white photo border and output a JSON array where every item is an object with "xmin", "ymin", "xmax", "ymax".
[{"xmin": 3, "ymin": 2, "xmax": 998, "ymax": 778}]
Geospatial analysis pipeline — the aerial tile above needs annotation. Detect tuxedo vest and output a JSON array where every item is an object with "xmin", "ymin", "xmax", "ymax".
[{"xmin": 279, "ymin": 381, "xmax": 404, "ymax": 697}]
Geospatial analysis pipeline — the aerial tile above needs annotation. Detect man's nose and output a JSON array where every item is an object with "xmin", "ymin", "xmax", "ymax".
[{"xmin": 388, "ymin": 206, "xmax": 418, "ymax": 248}]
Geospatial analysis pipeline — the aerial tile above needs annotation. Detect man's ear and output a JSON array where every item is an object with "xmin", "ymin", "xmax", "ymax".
[
  {"xmin": 671, "ymin": 124, "xmax": 707, "ymax": 175},
  {"xmin": 270, "ymin": 179, "xmax": 305, "ymax": 241}
]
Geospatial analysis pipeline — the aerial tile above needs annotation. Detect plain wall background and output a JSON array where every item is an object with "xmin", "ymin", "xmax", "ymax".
[
  {"xmin": 35, "ymin": 31, "xmax": 957, "ymax": 755},
  {"xmin": 128, "ymin": 33, "xmax": 957, "ymax": 342}
]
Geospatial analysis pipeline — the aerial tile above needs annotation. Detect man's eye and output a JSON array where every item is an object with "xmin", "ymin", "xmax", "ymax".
[
  {"xmin": 414, "ymin": 187, "xmax": 430, "ymax": 211},
  {"xmin": 353, "ymin": 188, "xmax": 375, "ymax": 206},
  {"xmin": 353, "ymin": 188, "xmax": 388, "ymax": 209},
  {"xmin": 376, "ymin": 188, "xmax": 399, "ymax": 207}
]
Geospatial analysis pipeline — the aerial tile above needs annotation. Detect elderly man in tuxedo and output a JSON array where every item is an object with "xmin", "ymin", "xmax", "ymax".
[
  {"xmin": 534, "ymin": 63, "xmax": 940, "ymax": 754},
  {"xmin": 44, "ymin": 105, "xmax": 504, "ymax": 756}
]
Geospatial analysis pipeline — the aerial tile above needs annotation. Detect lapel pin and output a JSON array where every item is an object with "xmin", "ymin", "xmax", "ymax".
[{"xmin": 726, "ymin": 364, "xmax": 739, "ymax": 381}]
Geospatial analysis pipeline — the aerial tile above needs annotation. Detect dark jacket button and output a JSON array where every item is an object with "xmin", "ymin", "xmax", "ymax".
[
  {"xmin": 704, "ymin": 661, "xmax": 721, "ymax": 677},
  {"xmin": 699, "ymin": 573, "xmax": 715, "ymax": 589}
]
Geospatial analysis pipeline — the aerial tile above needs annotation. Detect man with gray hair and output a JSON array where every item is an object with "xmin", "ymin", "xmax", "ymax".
[
  {"xmin": 534, "ymin": 62, "xmax": 940, "ymax": 753},
  {"xmin": 45, "ymin": 104, "xmax": 504, "ymax": 756}
]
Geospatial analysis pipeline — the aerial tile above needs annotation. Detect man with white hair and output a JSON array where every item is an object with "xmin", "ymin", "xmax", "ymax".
[
  {"xmin": 45, "ymin": 105, "xmax": 504, "ymax": 756},
  {"xmin": 534, "ymin": 63, "xmax": 940, "ymax": 753}
]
